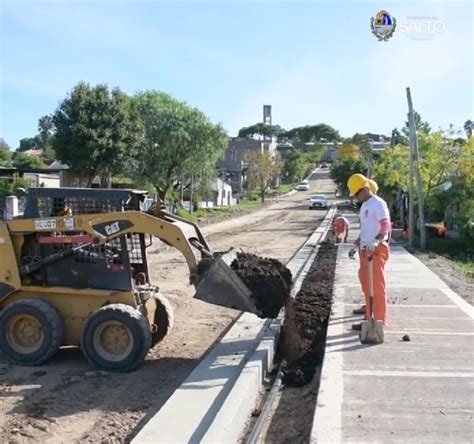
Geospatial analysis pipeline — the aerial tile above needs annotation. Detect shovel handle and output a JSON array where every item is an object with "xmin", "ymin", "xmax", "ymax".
[{"xmin": 368, "ymin": 256, "xmax": 375, "ymax": 319}]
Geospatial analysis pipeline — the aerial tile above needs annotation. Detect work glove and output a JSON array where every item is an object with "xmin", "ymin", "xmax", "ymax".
[{"xmin": 365, "ymin": 240, "xmax": 379, "ymax": 252}]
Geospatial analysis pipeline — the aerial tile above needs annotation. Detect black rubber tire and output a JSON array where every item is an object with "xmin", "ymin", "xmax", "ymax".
[
  {"xmin": 81, "ymin": 304, "xmax": 151, "ymax": 372},
  {"xmin": 0, "ymin": 299, "xmax": 63, "ymax": 366},
  {"xmin": 151, "ymin": 293, "xmax": 174, "ymax": 347}
]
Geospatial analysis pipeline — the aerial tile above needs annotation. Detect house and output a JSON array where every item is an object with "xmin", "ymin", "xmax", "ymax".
[
  {"xmin": 211, "ymin": 178, "xmax": 235, "ymax": 207},
  {"xmin": 216, "ymin": 137, "xmax": 279, "ymax": 194},
  {"xmin": 23, "ymin": 172, "xmax": 60, "ymax": 188},
  {"xmin": 22, "ymin": 148, "xmax": 43, "ymax": 157}
]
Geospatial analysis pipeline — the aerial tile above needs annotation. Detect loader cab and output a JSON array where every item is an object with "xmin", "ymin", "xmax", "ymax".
[
  {"xmin": 23, "ymin": 187, "xmax": 148, "ymax": 218},
  {"xmin": 20, "ymin": 187, "xmax": 153, "ymax": 292}
]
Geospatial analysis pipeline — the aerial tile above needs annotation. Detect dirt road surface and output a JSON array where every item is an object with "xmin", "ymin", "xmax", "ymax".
[{"xmin": 0, "ymin": 171, "xmax": 335, "ymax": 443}]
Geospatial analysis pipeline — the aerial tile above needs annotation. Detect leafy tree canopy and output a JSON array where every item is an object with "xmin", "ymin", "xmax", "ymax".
[
  {"xmin": 52, "ymin": 82, "xmax": 143, "ymax": 187},
  {"xmin": 132, "ymin": 90, "xmax": 228, "ymax": 200}
]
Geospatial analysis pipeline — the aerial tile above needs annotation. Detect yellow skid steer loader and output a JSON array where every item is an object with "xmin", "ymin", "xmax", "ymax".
[{"xmin": 0, "ymin": 188, "xmax": 256, "ymax": 371}]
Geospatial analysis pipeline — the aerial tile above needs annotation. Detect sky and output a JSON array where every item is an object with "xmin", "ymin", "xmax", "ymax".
[{"xmin": 0, "ymin": 0, "xmax": 472, "ymax": 149}]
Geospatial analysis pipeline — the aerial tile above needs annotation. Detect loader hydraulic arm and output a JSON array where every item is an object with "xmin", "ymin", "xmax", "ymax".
[{"xmin": 8, "ymin": 211, "xmax": 212, "ymax": 286}]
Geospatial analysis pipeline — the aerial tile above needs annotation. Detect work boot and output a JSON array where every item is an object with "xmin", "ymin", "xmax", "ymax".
[
  {"xmin": 351, "ymin": 323, "xmax": 362, "ymax": 331},
  {"xmin": 352, "ymin": 305, "xmax": 366, "ymax": 315}
]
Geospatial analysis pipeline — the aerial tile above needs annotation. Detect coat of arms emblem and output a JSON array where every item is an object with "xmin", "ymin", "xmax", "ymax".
[{"xmin": 371, "ymin": 10, "xmax": 396, "ymax": 41}]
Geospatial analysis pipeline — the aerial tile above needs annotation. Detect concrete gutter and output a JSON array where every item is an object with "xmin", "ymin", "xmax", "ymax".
[{"xmin": 132, "ymin": 206, "xmax": 337, "ymax": 444}]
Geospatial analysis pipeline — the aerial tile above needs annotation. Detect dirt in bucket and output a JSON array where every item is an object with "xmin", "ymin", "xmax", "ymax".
[
  {"xmin": 278, "ymin": 241, "xmax": 337, "ymax": 387},
  {"xmin": 231, "ymin": 252, "xmax": 292, "ymax": 319}
]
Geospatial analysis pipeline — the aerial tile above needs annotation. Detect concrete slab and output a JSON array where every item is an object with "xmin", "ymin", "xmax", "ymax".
[
  {"xmin": 312, "ymin": 216, "xmax": 474, "ymax": 444},
  {"xmin": 341, "ymin": 374, "xmax": 472, "ymax": 444}
]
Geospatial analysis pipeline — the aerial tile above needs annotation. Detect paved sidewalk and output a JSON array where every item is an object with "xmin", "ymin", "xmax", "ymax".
[{"xmin": 313, "ymin": 215, "xmax": 474, "ymax": 443}]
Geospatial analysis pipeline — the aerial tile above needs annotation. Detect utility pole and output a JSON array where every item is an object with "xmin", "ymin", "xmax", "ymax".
[
  {"xmin": 406, "ymin": 87, "xmax": 427, "ymax": 250},
  {"xmin": 407, "ymin": 113, "xmax": 415, "ymax": 247}
]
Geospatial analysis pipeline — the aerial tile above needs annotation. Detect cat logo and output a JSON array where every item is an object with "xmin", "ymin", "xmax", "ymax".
[{"xmin": 104, "ymin": 222, "xmax": 121, "ymax": 235}]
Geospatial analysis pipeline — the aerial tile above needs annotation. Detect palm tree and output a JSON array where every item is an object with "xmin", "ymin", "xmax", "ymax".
[
  {"xmin": 464, "ymin": 120, "xmax": 473, "ymax": 139},
  {"xmin": 38, "ymin": 115, "xmax": 54, "ymax": 147}
]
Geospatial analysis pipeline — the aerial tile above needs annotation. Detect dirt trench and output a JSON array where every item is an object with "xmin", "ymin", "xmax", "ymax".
[{"xmin": 263, "ymin": 241, "xmax": 338, "ymax": 443}]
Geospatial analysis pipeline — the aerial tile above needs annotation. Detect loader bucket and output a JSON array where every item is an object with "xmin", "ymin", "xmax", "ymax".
[{"xmin": 193, "ymin": 250, "xmax": 258, "ymax": 314}]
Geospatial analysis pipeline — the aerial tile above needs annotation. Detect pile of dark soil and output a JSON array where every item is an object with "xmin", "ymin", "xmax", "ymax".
[
  {"xmin": 231, "ymin": 252, "xmax": 292, "ymax": 319},
  {"xmin": 279, "ymin": 241, "xmax": 337, "ymax": 387}
]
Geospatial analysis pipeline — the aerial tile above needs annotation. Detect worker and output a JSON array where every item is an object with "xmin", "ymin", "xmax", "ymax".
[
  {"xmin": 352, "ymin": 178, "xmax": 379, "ymax": 315},
  {"xmin": 332, "ymin": 214, "xmax": 350, "ymax": 243},
  {"xmin": 347, "ymin": 173, "xmax": 391, "ymax": 331}
]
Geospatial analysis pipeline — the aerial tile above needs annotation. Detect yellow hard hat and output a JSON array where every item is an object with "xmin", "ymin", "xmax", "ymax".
[
  {"xmin": 347, "ymin": 173, "xmax": 369, "ymax": 197},
  {"xmin": 368, "ymin": 179, "xmax": 379, "ymax": 194}
]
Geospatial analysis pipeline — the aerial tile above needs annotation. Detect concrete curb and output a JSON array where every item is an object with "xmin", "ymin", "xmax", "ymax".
[{"xmin": 132, "ymin": 206, "xmax": 337, "ymax": 444}]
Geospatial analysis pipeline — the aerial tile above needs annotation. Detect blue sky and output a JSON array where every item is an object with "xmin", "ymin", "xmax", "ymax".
[{"xmin": 1, "ymin": 0, "xmax": 472, "ymax": 149}]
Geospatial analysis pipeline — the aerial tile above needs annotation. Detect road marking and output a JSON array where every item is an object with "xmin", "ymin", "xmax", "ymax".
[
  {"xmin": 440, "ymin": 288, "xmax": 474, "ymax": 319},
  {"xmin": 343, "ymin": 370, "xmax": 474, "ymax": 378},
  {"xmin": 334, "ymin": 303, "xmax": 459, "ymax": 309},
  {"xmin": 385, "ymin": 330, "xmax": 474, "ymax": 336}
]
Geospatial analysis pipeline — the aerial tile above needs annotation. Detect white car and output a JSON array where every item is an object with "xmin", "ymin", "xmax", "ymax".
[
  {"xmin": 296, "ymin": 182, "xmax": 310, "ymax": 191},
  {"xmin": 309, "ymin": 195, "xmax": 328, "ymax": 209}
]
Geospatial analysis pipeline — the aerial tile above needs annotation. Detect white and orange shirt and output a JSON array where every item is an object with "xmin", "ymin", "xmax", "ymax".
[{"xmin": 359, "ymin": 195, "xmax": 391, "ymax": 247}]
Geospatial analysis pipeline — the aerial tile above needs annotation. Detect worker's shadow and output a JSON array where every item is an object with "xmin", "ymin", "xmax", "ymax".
[{"xmin": 325, "ymin": 331, "xmax": 375, "ymax": 352}]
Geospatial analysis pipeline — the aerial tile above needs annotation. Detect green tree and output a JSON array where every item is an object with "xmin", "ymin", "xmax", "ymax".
[
  {"xmin": 373, "ymin": 145, "xmax": 409, "ymax": 192},
  {"xmin": 390, "ymin": 128, "xmax": 408, "ymax": 147},
  {"xmin": 244, "ymin": 150, "xmax": 282, "ymax": 203},
  {"xmin": 330, "ymin": 156, "xmax": 367, "ymax": 194},
  {"xmin": 281, "ymin": 150, "xmax": 307, "ymax": 182},
  {"xmin": 339, "ymin": 142, "xmax": 360, "ymax": 159},
  {"xmin": 41, "ymin": 144, "xmax": 56, "ymax": 163},
  {"xmin": 12, "ymin": 152, "xmax": 47, "ymax": 169},
  {"xmin": 132, "ymin": 90, "xmax": 228, "ymax": 201},
  {"xmin": 53, "ymin": 82, "xmax": 143, "ymax": 187},
  {"xmin": 38, "ymin": 115, "xmax": 55, "ymax": 147},
  {"xmin": 464, "ymin": 120, "xmax": 473, "ymax": 139},
  {"xmin": 402, "ymin": 111, "xmax": 431, "ymax": 137},
  {"xmin": 0, "ymin": 174, "xmax": 31, "ymax": 198},
  {"xmin": 0, "ymin": 138, "xmax": 12, "ymax": 166},
  {"xmin": 238, "ymin": 123, "xmax": 285, "ymax": 140},
  {"xmin": 284, "ymin": 124, "xmax": 340, "ymax": 143},
  {"xmin": 304, "ymin": 144, "xmax": 325, "ymax": 164},
  {"xmin": 18, "ymin": 136, "xmax": 41, "ymax": 151}
]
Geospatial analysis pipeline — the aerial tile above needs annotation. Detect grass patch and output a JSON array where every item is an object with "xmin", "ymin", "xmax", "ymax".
[
  {"xmin": 275, "ymin": 183, "xmax": 295, "ymax": 194},
  {"xmin": 235, "ymin": 198, "xmax": 263, "ymax": 209},
  {"xmin": 175, "ymin": 208, "xmax": 210, "ymax": 223},
  {"xmin": 175, "ymin": 198, "xmax": 263, "ymax": 223},
  {"xmin": 426, "ymin": 236, "xmax": 474, "ymax": 276}
]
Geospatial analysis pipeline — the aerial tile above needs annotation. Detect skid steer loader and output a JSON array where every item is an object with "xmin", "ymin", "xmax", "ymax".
[{"xmin": 0, "ymin": 188, "xmax": 257, "ymax": 371}]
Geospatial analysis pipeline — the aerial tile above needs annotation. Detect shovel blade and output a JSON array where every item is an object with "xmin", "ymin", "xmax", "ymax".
[
  {"xmin": 360, "ymin": 319, "xmax": 384, "ymax": 344},
  {"xmin": 193, "ymin": 250, "xmax": 258, "ymax": 314}
]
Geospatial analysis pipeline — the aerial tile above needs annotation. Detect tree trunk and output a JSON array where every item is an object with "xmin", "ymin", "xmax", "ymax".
[
  {"xmin": 157, "ymin": 187, "xmax": 166, "ymax": 202},
  {"xmin": 99, "ymin": 169, "xmax": 112, "ymax": 188}
]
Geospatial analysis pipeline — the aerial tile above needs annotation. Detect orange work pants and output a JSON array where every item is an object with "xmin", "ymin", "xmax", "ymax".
[
  {"xmin": 358, "ymin": 243, "xmax": 390, "ymax": 324},
  {"xmin": 335, "ymin": 230, "xmax": 347, "ymax": 243}
]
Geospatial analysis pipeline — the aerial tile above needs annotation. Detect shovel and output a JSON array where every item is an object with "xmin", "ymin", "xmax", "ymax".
[{"xmin": 360, "ymin": 252, "xmax": 384, "ymax": 344}]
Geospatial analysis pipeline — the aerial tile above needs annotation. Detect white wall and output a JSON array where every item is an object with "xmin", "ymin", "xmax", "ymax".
[{"xmin": 24, "ymin": 173, "xmax": 60, "ymax": 188}]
